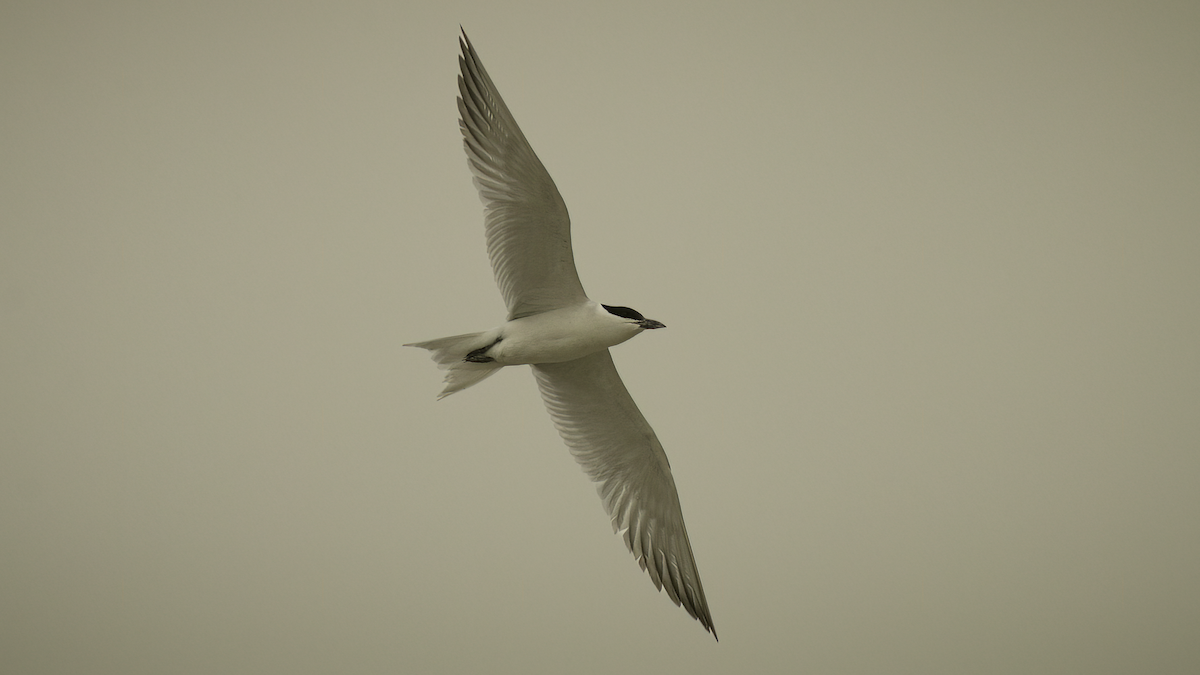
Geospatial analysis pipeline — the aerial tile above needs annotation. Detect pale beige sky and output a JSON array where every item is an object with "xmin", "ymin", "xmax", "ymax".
[{"xmin": 3, "ymin": 1, "xmax": 1199, "ymax": 673}]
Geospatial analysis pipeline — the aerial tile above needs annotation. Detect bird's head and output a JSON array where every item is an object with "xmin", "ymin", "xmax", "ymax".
[{"xmin": 603, "ymin": 304, "xmax": 665, "ymax": 331}]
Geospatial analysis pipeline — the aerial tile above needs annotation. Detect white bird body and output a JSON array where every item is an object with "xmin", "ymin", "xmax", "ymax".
[
  {"xmin": 489, "ymin": 302, "xmax": 647, "ymax": 365},
  {"xmin": 406, "ymin": 30, "xmax": 716, "ymax": 639}
]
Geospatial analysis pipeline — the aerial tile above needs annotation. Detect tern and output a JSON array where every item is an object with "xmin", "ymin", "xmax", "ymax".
[{"xmin": 406, "ymin": 31, "xmax": 716, "ymax": 639}]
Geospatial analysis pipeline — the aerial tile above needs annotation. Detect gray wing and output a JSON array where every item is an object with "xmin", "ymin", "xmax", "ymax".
[
  {"xmin": 532, "ymin": 350, "xmax": 717, "ymax": 638},
  {"xmin": 457, "ymin": 31, "xmax": 588, "ymax": 320}
]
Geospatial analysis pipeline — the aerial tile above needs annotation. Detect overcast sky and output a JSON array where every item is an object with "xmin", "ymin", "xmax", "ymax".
[{"xmin": 3, "ymin": 1, "xmax": 1199, "ymax": 674}]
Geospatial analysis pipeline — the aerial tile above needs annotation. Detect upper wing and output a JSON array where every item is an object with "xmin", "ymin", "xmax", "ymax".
[
  {"xmin": 457, "ymin": 31, "xmax": 588, "ymax": 320},
  {"xmin": 532, "ymin": 350, "xmax": 717, "ymax": 639}
]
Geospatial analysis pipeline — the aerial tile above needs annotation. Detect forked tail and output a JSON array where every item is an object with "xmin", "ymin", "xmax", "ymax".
[{"xmin": 404, "ymin": 331, "xmax": 502, "ymax": 399}]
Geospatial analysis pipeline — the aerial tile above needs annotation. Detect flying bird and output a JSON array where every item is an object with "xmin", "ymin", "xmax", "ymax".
[{"xmin": 406, "ymin": 30, "xmax": 716, "ymax": 639}]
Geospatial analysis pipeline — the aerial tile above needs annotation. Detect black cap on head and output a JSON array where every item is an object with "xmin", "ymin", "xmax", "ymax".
[{"xmin": 602, "ymin": 305, "xmax": 645, "ymax": 321}]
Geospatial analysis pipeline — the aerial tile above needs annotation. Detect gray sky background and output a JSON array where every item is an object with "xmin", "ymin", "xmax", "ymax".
[{"xmin": 3, "ymin": 1, "xmax": 1198, "ymax": 673}]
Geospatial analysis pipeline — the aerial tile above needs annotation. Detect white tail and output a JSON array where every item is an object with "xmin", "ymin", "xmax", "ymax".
[{"xmin": 405, "ymin": 331, "xmax": 503, "ymax": 399}]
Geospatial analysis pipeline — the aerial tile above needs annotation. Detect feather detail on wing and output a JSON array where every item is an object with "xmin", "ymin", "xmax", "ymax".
[
  {"xmin": 532, "ymin": 350, "xmax": 717, "ymax": 638},
  {"xmin": 457, "ymin": 32, "xmax": 588, "ymax": 319}
]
